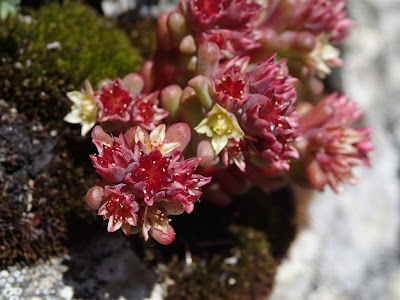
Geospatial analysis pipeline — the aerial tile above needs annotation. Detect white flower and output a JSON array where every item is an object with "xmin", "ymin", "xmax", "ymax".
[{"xmin": 64, "ymin": 80, "xmax": 98, "ymax": 136}]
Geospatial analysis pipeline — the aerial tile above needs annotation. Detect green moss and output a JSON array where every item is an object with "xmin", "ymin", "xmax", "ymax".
[
  {"xmin": 0, "ymin": 1, "xmax": 141, "ymax": 121},
  {"xmin": 162, "ymin": 226, "xmax": 275, "ymax": 300}
]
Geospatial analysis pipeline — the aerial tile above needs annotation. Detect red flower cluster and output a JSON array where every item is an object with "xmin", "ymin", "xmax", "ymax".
[
  {"xmin": 297, "ymin": 94, "xmax": 374, "ymax": 192},
  {"xmin": 261, "ymin": 0, "xmax": 353, "ymax": 44},
  {"xmin": 193, "ymin": 55, "xmax": 299, "ymax": 175},
  {"xmin": 256, "ymin": 0, "xmax": 353, "ymax": 78},
  {"xmin": 85, "ymin": 124, "xmax": 210, "ymax": 244},
  {"xmin": 95, "ymin": 76, "xmax": 168, "ymax": 131}
]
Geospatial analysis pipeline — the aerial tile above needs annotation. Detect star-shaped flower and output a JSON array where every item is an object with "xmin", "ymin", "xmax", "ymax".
[
  {"xmin": 195, "ymin": 104, "xmax": 244, "ymax": 154},
  {"xmin": 64, "ymin": 80, "xmax": 98, "ymax": 136}
]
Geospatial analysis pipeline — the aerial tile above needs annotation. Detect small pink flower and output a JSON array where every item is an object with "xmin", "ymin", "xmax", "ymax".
[
  {"xmin": 221, "ymin": 138, "xmax": 246, "ymax": 172},
  {"xmin": 90, "ymin": 126, "xmax": 135, "ymax": 182},
  {"xmin": 220, "ymin": 56, "xmax": 299, "ymax": 172},
  {"xmin": 212, "ymin": 60, "xmax": 250, "ymax": 111},
  {"xmin": 125, "ymin": 125, "xmax": 211, "ymax": 206},
  {"xmin": 98, "ymin": 184, "xmax": 140, "ymax": 235},
  {"xmin": 130, "ymin": 91, "xmax": 169, "ymax": 131},
  {"xmin": 298, "ymin": 93, "xmax": 374, "ymax": 192},
  {"xmin": 186, "ymin": 0, "xmax": 225, "ymax": 30},
  {"xmin": 94, "ymin": 76, "xmax": 168, "ymax": 131},
  {"xmin": 125, "ymin": 143, "xmax": 180, "ymax": 206},
  {"xmin": 95, "ymin": 78, "xmax": 134, "ymax": 123}
]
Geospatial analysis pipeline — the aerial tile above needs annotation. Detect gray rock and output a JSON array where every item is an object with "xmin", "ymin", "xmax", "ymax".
[
  {"xmin": 0, "ymin": 232, "xmax": 156, "ymax": 300},
  {"xmin": 101, "ymin": 0, "xmax": 178, "ymax": 18}
]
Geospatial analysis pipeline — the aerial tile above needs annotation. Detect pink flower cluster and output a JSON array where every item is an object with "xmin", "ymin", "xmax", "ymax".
[
  {"xmin": 64, "ymin": 0, "xmax": 373, "ymax": 244},
  {"xmin": 191, "ymin": 54, "xmax": 299, "ymax": 176},
  {"xmin": 85, "ymin": 124, "xmax": 210, "ymax": 244},
  {"xmin": 297, "ymin": 94, "xmax": 373, "ymax": 192}
]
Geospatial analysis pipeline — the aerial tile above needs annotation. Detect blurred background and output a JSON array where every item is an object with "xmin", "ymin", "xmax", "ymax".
[{"xmin": 271, "ymin": 0, "xmax": 400, "ymax": 299}]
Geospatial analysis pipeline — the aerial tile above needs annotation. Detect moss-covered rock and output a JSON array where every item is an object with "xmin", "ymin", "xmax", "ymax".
[
  {"xmin": 135, "ymin": 187, "xmax": 296, "ymax": 300},
  {"xmin": 0, "ymin": 1, "xmax": 141, "ymax": 121},
  {"xmin": 0, "ymin": 1, "xmax": 140, "ymax": 266},
  {"xmin": 163, "ymin": 225, "xmax": 276, "ymax": 300}
]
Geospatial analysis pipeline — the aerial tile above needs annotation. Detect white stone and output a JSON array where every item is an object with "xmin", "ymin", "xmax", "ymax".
[{"xmin": 271, "ymin": 0, "xmax": 400, "ymax": 299}]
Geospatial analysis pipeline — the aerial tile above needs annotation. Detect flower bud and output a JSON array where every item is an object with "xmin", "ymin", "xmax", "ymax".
[
  {"xmin": 160, "ymin": 84, "xmax": 182, "ymax": 120},
  {"xmin": 179, "ymin": 86, "xmax": 204, "ymax": 127},
  {"xmin": 140, "ymin": 60, "xmax": 155, "ymax": 94},
  {"xmin": 157, "ymin": 12, "xmax": 172, "ymax": 50},
  {"xmin": 122, "ymin": 73, "xmax": 144, "ymax": 94},
  {"xmin": 85, "ymin": 185, "xmax": 104, "ymax": 209},
  {"xmin": 150, "ymin": 224, "xmax": 176, "ymax": 245},
  {"xmin": 197, "ymin": 140, "xmax": 219, "ymax": 167},
  {"xmin": 167, "ymin": 11, "xmax": 186, "ymax": 47},
  {"xmin": 196, "ymin": 42, "xmax": 220, "ymax": 78},
  {"xmin": 179, "ymin": 34, "xmax": 197, "ymax": 54},
  {"xmin": 164, "ymin": 122, "xmax": 191, "ymax": 153},
  {"xmin": 188, "ymin": 75, "xmax": 214, "ymax": 110}
]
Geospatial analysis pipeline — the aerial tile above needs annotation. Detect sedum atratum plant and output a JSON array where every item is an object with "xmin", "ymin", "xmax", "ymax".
[{"xmin": 65, "ymin": 0, "xmax": 374, "ymax": 245}]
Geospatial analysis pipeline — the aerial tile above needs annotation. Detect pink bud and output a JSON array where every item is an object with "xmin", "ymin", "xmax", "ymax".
[
  {"xmin": 140, "ymin": 60, "xmax": 155, "ymax": 94},
  {"xmin": 150, "ymin": 224, "xmax": 176, "ymax": 245},
  {"xmin": 188, "ymin": 75, "xmax": 213, "ymax": 110},
  {"xmin": 179, "ymin": 35, "xmax": 197, "ymax": 54},
  {"xmin": 165, "ymin": 123, "xmax": 191, "ymax": 152},
  {"xmin": 196, "ymin": 42, "xmax": 220, "ymax": 77},
  {"xmin": 85, "ymin": 185, "xmax": 104, "ymax": 209},
  {"xmin": 294, "ymin": 31, "xmax": 316, "ymax": 52},
  {"xmin": 167, "ymin": 11, "xmax": 186, "ymax": 47},
  {"xmin": 157, "ymin": 12, "xmax": 172, "ymax": 50},
  {"xmin": 160, "ymin": 84, "xmax": 182, "ymax": 120},
  {"xmin": 179, "ymin": 86, "xmax": 204, "ymax": 127},
  {"xmin": 197, "ymin": 140, "xmax": 219, "ymax": 167},
  {"xmin": 122, "ymin": 73, "xmax": 144, "ymax": 94}
]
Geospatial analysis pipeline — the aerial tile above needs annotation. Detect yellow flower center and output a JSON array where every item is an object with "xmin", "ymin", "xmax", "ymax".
[{"xmin": 209, "ymin": 114, "xmax": 233, "ymax": 136}]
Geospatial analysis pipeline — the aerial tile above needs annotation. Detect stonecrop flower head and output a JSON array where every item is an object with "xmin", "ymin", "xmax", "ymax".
[
  {"xmin": 85, "ymin": 124, "xmax": 211, "ymax": 244},
  {"xmin": 191, "ymin": 54, "xmax": 299, "ymax": 175},
  {"xmin": 256, "ymin": 0, "xmax": 353, "ymax": 78},
  {"xmin": 64, "ymin": 74, "xmax": 168, "ymax": 136},
  {"xmin": 142, "ymin": 0, "xmax": 265, "ymax": 91},
  {"xmin": 94, "ymin": 75, "xmax": 168, "ymax": 130},
  {"xmin": 296, "ymin": 93, "xmax": 374, "ymax": 193}
]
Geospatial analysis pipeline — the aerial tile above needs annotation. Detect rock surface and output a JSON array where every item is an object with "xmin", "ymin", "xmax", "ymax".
[
  {"xmin": 0, "ymin": 232, "xmax": 157, "ymax": 300},
  {"xmin": 101, "ymin": 0, "xmax": 177, "ymax": 18},
  {"xmin": 270, "ymin": 1, "xmax": 400, "ymax": 299}
]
